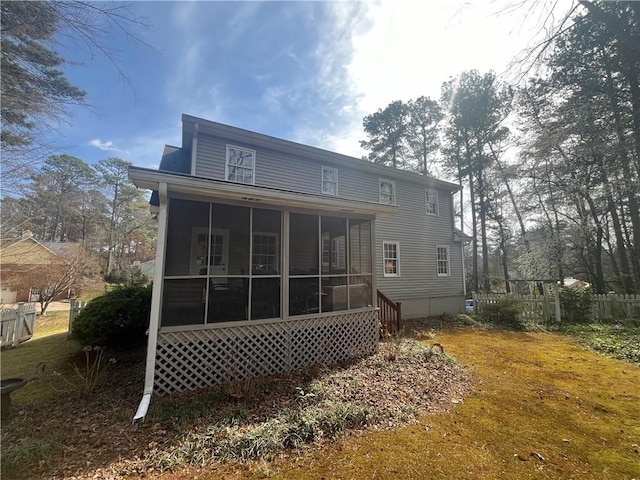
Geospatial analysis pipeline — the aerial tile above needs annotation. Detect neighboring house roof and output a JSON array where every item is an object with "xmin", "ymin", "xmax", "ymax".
[
  {"xmin": 0, "ymin": 236, "xmax": 78, "ymax": 266},
  {"xmin": 138, "ymin": 260, "xmax": 155, "ymax": 277},
  {"xmin": 564, "ymin": 277, "xmax": 590, "ymax": 288}
]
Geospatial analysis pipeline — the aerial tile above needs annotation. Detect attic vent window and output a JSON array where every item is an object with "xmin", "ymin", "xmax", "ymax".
[{"xmin": 226, "ymin": 145, "xmax": 256, "ymax": 185}]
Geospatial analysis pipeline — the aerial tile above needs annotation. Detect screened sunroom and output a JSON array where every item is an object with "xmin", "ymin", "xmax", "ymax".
[
  {"xmin": 162, "ymin": 199, "xmax": 375, "ymax": 327},
  {"xmin": 128, "ymin": 168, "xmax": 394, "ymax": 417}
]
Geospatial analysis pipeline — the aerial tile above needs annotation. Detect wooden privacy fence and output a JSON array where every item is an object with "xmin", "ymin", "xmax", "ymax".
[
  {"xmin": 473, "ymin": 293, "xmax": 640, "ymax": 322},
  {"xmin": 1, "ymin": 303, "xmax": 37, "ymax": 348}
]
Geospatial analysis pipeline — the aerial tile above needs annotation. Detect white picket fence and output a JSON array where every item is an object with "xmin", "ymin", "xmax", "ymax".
[
  {"xmin": 591, "ymin": 294, "xmax": 640, "ymax": 319},
  {"xmin": 68, "ymin": 298, "xmax": 86, "ymax": 335},
  {"xmin": 1, "ymin": 303, "xmax": 37, "ymax": 348},
  {"xmin": 473, "ymin": 293, "xmax": 640, "ymax": 323}
]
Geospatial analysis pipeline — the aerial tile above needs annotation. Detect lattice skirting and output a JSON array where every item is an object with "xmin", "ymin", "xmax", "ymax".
[{"xmin": 154, "ymin": 310, "xmax": 378, "ymax": 395}]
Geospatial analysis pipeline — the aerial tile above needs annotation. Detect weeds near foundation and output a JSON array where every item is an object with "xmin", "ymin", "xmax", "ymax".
[
  {"xmin": 155, "ymin": 400, "xmax": 369, "ymax": 470},
  {"xmin": 50, "ymin": 346, "xmax": 115, "ymax": 393}
]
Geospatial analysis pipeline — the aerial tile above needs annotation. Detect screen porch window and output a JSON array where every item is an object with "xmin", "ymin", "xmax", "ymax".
[
  {"xmin": 321, "ymin": 166, "xmax": 338, "ymax": 195},
  {"xmin": 383, "ymin": 241, "xmax": 400, "ymax": 277},
  {"xmin": 252, "ymin": 233, "xmax": 278, "ymax": 273},
  {"xmin": 289, "ymin": 214, "xmax": 372, "ymax": 316},
  {"xmin": 425, "ymin": 189, "xmax": 438, "ymax": 215},
  {"xmin": 226, "ymin": 145, "xmax": 255, "ymax": 185},
  {"xmin": 437, "ymin": 245, "xmax": 450, "ymax": 276},
  {"xmin": 162, "ymin": 199, "xmax": 373, "ymax": 326},
  {"xmin": 379, "ymin": 179, "xmax": 395, "ymax": 205}
]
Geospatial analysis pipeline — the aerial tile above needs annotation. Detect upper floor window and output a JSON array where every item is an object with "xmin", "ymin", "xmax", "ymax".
[
  {"xmin": 379, "ymin": 178, "xmax": 395, "ymax": 205},
  {"xmin": 425, "ymin": 189, "xmax": 438, "ymax": 215},
  {"xmin": 436, "ymin": 245, "xmax": 450, "ymax": 276},
  {"xmin": 383, "ymin": 241, "xmax": 400, "ymax": 277},
  {"xmin": 226, "ymin": 145, "xmax": 255, "ymax": 185},
  {"xmin": 322, "ymin": 166, "xmax": 338, "ymax": 195}
]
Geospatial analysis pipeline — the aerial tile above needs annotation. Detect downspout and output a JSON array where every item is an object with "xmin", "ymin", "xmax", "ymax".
[
  {"xmin": 191, "ymin": 123, "xmax": 199, "ymax": 176},
  {"xmin": 133, "ymin": 182, "xmax": 168, "ymax": 422},
  {"xmin": 461, "ymin": 241, "xmax": 467, "ymax": 298},
  {"xmin": 453, "ymin": 191, "xmax": 467, "ymax": 298}
]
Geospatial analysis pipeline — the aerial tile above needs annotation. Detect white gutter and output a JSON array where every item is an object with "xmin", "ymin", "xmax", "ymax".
[{"xmin": 133, "ymin": 182, "xmax": 168, "ymax": 422}]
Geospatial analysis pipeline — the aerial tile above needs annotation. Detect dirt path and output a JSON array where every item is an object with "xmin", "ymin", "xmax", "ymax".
[{"xmin": 244, "ymin": 328, "xmax": 640, "ymax": 480}]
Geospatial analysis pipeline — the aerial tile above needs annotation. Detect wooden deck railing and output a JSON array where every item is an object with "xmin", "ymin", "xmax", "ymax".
[{"xmin": 377, "ymin": 290, "xmax": 402, "ymax": 336}]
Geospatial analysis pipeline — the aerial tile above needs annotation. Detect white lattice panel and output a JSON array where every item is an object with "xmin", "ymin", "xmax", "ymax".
[{"xmin": 154, "ymin": 310, "xmax": 378, "ymax": 395}]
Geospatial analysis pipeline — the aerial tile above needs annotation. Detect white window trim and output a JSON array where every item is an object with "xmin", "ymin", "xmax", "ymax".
[
  {"xmin": 321, "ymin": 234, "xmax": 343, "ymax": 268},
  {"xmin": 379, "ymin": 178, "xmax": 395, "ymax": 205},
  {"xmin": 436, "ymin": 245, "xmax": 450, "ymax": 277},
  {"xmin": 425, "ymin": 189, "xmax": 439, "ymax": 216},
  {"xmin": 382, "ymin": 241, "xmax": 400, "ymax": 277},
  {"xmin": 321, "ymin": 233, "xmax": 330, "ymax": 268},
  {"xmin": 321, "ymin": 166, "xmax": 338, "ymax": 196},
  {"xmin": 331, "ymin": 237, "xmax": 340, "ymax": 268},
  {"xmin": 225, "ymin": 144, "xmax": 256, "ymax": 185}
]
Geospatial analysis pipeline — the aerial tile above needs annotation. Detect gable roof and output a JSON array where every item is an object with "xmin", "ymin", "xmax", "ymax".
[{"xmin": 0, "ymin": 236, "xmax": 80, "ymax": 265}]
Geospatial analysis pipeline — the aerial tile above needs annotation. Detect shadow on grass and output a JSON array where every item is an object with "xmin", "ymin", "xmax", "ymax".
[
  {"xmin": 1, "ymin": 341, "xmax": 147, "ymax": 480},
  {"xmin": 1, "ymin": 332, "xmax": 82, "ymax": 404}
]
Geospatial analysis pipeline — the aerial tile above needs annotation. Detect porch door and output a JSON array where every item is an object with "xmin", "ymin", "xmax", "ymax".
[
  {"xmin": 208, "ymin": 229, "xmax": 229, "ymax": 277},
  {"xmin": 190, "ymin": 228, "xmax": 229, "ymax": 277}
]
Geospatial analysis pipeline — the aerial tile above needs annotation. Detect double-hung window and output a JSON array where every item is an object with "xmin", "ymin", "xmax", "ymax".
[
  {"xmin": 436, "ymin": 245, "xmax": 450, "ymax": 276},
  {"xmin": 383, "ymin": 241, "xmax": 400, "ymax": 277},
  {"xmin": 226, "ymin": 145, "xmax": 255, "ymax": 185},
  {"xmin": 322, "ymin": 166, "xmax": 338, "ymax": 195},
  {"xmin": 379, "ymin": 178, "xmax": 395, "ymax": 205},
  {"xmin": 425, "ymin": 189, "xmax": 438, "ymax": 215}
]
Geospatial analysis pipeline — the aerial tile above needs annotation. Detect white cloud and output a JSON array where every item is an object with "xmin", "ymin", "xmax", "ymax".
[
  {"xmin": 89, "ymin": 139, "xmax": 128, "ymax": 154},
  {"xmin": 301, "ymin": 0, "xmax": 554, "ymax": 158}
]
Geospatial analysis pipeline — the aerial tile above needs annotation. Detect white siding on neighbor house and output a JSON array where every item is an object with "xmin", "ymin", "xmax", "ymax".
[{"xmin": 193, "ymin": 131, "xmax": 464, "ymax": 316}]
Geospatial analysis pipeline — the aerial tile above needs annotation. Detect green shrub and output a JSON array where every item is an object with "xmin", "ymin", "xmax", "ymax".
[
  {"xmin": 479, "ymin": 296, "xmax": 523, "ymax": 328},
  {"xmin": 71, "ymin": 284, "xmax": 152, "ymax": 349},
  {"xmin": 559, "ymin": 286, "xmax": 592, "ymax": 323}
]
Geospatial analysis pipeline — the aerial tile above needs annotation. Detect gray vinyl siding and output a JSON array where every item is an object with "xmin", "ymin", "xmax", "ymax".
[
  {"xmin": 376, "ymin": 183, "xmax": 464, "ymax": 302},
  {"xmin": 195, "ymin": 135, "xmax": 379, "ymax": 203},
  {"xmin": 193, "ymin": 131, "xmax": 464, "ymax": 313}
]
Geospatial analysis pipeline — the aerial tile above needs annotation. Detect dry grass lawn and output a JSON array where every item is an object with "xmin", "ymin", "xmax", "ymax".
[
  {"xmin": 233, "ymin": 328, "xmax": 640, "ymax": 480},
  {"xmin": 2, "ymin": 317, "xmax": 639, "ymax": 479},
  {"xmin": 1, "ymin": 310, "xmax": 80, "ymax": 404}
]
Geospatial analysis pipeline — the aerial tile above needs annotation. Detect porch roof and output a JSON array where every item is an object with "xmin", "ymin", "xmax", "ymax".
[{"xmin": 129, "ymin": 167, "xmax": 398, "ymax": 217}]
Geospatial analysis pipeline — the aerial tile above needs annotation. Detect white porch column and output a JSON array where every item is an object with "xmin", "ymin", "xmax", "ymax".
[{"xmin": 134, "ymin": 182, "xmax": 169, "ymax": 421}]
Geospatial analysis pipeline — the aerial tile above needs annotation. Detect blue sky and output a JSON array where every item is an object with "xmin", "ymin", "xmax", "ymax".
[{"xmin": 48, "ymin": 0, "xmax": 566, "ymax": 172}]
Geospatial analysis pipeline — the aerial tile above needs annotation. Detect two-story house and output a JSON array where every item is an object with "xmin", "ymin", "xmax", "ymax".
[{"xmin": 129, "ymin": 114, "xmax": 466, "ymax": 420}]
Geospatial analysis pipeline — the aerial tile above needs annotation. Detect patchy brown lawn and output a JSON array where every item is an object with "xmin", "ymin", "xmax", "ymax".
[{"xmin": 2, "ymin": 316, "xmax": 639, "ymax": 480}]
